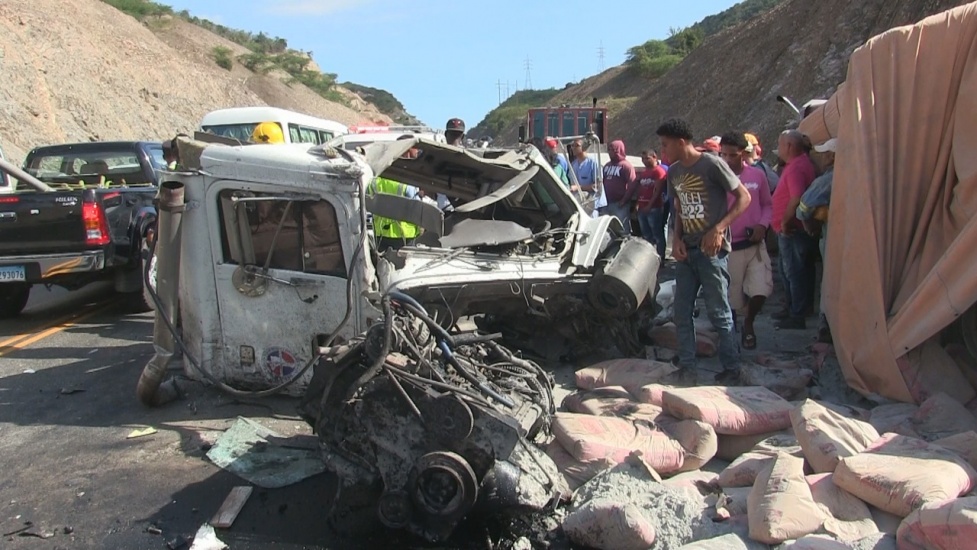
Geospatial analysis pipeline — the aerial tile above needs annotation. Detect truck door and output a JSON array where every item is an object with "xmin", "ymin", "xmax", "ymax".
[{"xmin": 208, "ymin": 182, "xmax": 358, "ymax": 393}]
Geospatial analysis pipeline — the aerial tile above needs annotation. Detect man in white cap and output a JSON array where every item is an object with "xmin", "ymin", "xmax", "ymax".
[{"xmin": 796, "ymin": 137, "xmax": 836, "ymax": 343}]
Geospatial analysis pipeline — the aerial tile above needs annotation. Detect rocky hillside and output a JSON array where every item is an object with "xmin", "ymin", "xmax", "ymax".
[
  {"xmin": 0, "ymin": 0, "xmax": 399, "ymax": 163},
  {"xmin": 480, "ymin": 0, "xmax": 964, "ymax": 155}
]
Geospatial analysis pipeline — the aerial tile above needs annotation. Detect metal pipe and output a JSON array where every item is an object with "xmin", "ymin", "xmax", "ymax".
[
  {"xmin": 137, "ymin": 181, "xmax": 185, "ymax": 406},
  {"xmin": 777, "ymin": 95, "xmax": 801, "ymax": 115},
  {"xmin": 0, "ymin": 158, "xmax": 55, "ymax": 192}
]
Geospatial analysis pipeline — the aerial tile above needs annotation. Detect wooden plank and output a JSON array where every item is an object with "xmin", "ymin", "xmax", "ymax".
[{"xmin": 210, "ymin": 486, "xmax": 253, "ymax": 529}]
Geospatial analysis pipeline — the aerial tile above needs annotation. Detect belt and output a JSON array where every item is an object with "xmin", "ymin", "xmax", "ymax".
[{"xmin": 731, "ymin": 240, "xmax": 757, "ymax": 252}]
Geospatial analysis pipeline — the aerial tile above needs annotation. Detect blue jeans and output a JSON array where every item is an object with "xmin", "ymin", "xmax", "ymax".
[
  {"xmin": 637, "ymin": 208, "xmax": 666, "ymax": 260},
  {"xmin": 674, "ymin": 248, "xmax": 739, "ymax": 372},
  {"xmin": 778, "ymin": 231, "xmax": 817, "ymax": 318}
]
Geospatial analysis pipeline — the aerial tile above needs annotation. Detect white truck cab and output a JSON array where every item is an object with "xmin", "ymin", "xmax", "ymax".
[{"xmin": 160, "ymin": 137, "xmax": 659, "ymax": 394}]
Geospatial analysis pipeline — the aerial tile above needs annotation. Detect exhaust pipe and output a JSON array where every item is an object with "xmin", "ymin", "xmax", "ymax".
[
  {"xmin": 137, "ymin": 181, "xmax": 185, "ymax": 407},
  {"xmin": 0, "ymin": 158, "xmax": 55, "ymax": 192}
]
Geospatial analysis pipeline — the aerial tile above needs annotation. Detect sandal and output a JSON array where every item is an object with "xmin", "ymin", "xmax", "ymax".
[{"xmin": 742, "ymin": 330, "xmax": 757, "ymax": 350}]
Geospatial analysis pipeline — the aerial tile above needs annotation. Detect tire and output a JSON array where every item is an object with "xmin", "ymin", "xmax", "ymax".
[
  {"xmin": 0, "ymin": 283, "xmax": 31, "ymax": 318},
  {"xmin": 123, "ymin": 242, "xmax": 155, "ymax": 313}
]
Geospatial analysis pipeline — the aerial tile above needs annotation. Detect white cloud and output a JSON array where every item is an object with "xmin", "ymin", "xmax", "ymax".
[{"xmin": 270, "ymin": 0, "xmax": 374, "ymax": 16}]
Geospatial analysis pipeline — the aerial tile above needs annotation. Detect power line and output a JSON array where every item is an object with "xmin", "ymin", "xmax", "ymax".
[
  {"xmin": 597, "ymin": 41, "xmax": 605, "ymax": 71},
  {"xmin": 523, "ymin": 57, "xmax": 533, "ymax": 90}
]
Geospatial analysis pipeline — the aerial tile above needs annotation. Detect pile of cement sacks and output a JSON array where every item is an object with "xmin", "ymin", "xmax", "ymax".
[{"xmin": 548, "ymin": 358, "xmax": 977, "ymax": 549}]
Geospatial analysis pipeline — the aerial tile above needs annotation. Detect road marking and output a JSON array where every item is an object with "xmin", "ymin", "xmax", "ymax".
[{"xmin": 0, "ymin": 301, "xmax": 117, "ymax": 357}]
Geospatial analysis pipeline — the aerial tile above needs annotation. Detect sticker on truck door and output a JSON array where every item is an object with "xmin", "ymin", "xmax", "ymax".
[{"xmin": 265, "ymin": 348, "xmax": 299, "ymax": 379}]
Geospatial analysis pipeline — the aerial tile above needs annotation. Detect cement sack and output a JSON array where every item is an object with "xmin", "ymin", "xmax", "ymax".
[
  {"xmin": 637, "ymin": 383, "xmax": 672, "ymax": 406},
  {"xmin": 562, "ymin": 388, "xmax": 669, "ymax": 424},
  {"xmin": 792, "ymin": 399, "xmax": 881, "ymax": 473},
  {"xmin": 675, "ymin": 532, "xmax": 765, "ymax": 549},
  {"xmin": 551, "ymin": 413, "xmax": 686, "ymax": 473},
  {"xmin": 833, "ymin": 433, "xmax": 977, "ymax": 517},
  {"xmin": 896, "ymin": 496, "xmax": 977, "ymax": 550},
  {"xmin": 945, "ymin": 342, "xmax": 977, "ymax": 395},
  {"xmin": 562, "ymin": 498, "xmax": 656, "ymax": 550},
  {"xmin": 662, "ymin": 385, "xmax": 794, "ymax": 435},
  {"xmin": 851, "ymin": 533, "xmax": 898, "ymax": 550},
  {"xmin": 910, "ymin": 392, "xmax": 977, "ymax": 441},
  {"xmin": 933, "ymin": 431, "xmax": 977, "ymax": 470},
  {"xmin": 900, "ymin": 339, "xmax": 977, "ymax": 406},
  {"xmin": 870, "ymin": 403, "xmax": 921, "ymax": 438},
  {"xmin": 807, "ymin": 473, "xmax": 879, "ymax": 542},
  {"xmin": 747, "ymin": 453, "xmax": 825, "ymax": 544},
  {"xmin": 664, "ymin": 470, "xmax": 719, "ymax": 499},
  {"xmin": 717, "ymin": 431, "xmax": 789, "ymax": 461},
  {"xmin": 545, "ymin": 441, "xmax": 614, "ymax": 491},
  {"xmin": 562, "ymin": 386, "xmax": 632, "ymax": 414},
  {"xmin": 648, "ymin": 322, "xmax": 718, "ymax": 357},
  {"xmin": 740, "ymin": 361, "xmax": 814, "ymax": 400},
  {"xmin": 574, "ymin": 359, "xmax": 677, "ymax": 393},
  {"xmin": 670, "ymin": 419, "xmax": 718, "ymax": 471},
  {"xmin": 719, "ymin": 434, "xmax": 804, "ymax": 488},
  {"xmin": 779, "ymin": 535, "xmax": 851, "ymax": 549}
]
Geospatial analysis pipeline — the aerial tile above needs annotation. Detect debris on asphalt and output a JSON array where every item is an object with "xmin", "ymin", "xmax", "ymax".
[
  {"xmin": 166, "ymin": 534, "xmax": 188, "ymax": 549},
  {"xmin": 146, "ymin": 525, "xmax": 162, "ymax": 535},
  {"xmin": 533, "ymin": 346, "xmax": 977, "ymax": 548},
  {"xmin": 188, "ymin": 524, "xmax": 228, "ymax": 550},
  {"xmin": 59, "ymin": 387, "xmax": 85, "ymax": 395},
  {"xmin": 22, "ymin": 369, "xmax": 35, "ymax": 374},
  {"xmin": 206, "ymin": 417, "xmax": 324, "ymax": 489},
  {"xmin": 126, "ymin": 426, "xmax": 158, "ymax": 439},
  {"xmin": 210, "ymin": 486, "xmax": 252, "ymax": 529}
]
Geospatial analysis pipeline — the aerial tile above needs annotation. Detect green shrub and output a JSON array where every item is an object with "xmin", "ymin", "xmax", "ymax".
[
  {"xmin": 212, "ymin": 46, "xmax": 233, "ymax": 71},
  {"xmin": 635, "ymin": 54, "xmax": 683, "ymax": 79},
  {"xmin": 100, "ymin": 0, "xmax": 172, "ymax": 19},
  {"xmin": 237, "ymin": 52, "xmax": 275, "ymax": 74}
]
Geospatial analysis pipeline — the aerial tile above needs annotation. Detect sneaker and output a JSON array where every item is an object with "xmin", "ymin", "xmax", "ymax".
[
  {"xmin": 714, "ymin": 369, "xmax": 740, "ymax": 385},
  {"xmin": 775, "ymin": 316, "xmax": 806, "ymax": 330}
]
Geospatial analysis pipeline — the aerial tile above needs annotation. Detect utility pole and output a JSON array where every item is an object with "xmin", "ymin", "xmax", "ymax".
[
  {"xmin": 504, "ymin": 80, "xmax": 510, "ymax": 100},
  {"xmin": 597, "ymin": 41, "xmax": 606, "ymax": 71},
  {"xmin": 524, "ymin": 57, "xmax": 533, "ymax": 90},
  {"xmin": 496, "ymin": 79, "xmax": 504, "ymax": 105}
]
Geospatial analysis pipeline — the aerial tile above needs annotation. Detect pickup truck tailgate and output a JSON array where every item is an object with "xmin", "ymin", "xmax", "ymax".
[{"xmin": 0, "ymin": 192, "xmax": 88, "ymax": 255}]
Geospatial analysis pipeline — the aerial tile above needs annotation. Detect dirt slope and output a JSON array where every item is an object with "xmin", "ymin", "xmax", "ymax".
[
  {"xmin": 488, "ymin": 0, "xmax": 964, "ymax": 152},
  {"xmin": 0, "ymin": 0, "xmax": 392, "ymax": 163}
]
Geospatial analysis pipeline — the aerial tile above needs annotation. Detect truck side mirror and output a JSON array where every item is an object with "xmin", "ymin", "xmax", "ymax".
[{"xmin": 518, "ymin": 125, "xmax": 526, "ymax": 144}]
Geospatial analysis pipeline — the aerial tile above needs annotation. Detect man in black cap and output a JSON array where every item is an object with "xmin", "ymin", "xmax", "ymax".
[{"xmin": 445, "ymin": 118, "xmax": 465, "ymax": 147}]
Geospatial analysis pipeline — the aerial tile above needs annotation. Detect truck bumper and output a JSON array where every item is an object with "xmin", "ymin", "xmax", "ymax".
[{"xmin": 0, "ymin": 251, "xmax": 106, "ymax": 282}]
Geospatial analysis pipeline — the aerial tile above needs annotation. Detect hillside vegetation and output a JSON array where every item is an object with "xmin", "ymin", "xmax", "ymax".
[
  {"xmin": 101, "ymin": 0, "xmax": 417, "ymax": 122},
  {"xmin": 469, "ymin": 0, "xmax": 786, "ymax": 140},
  {"xmin": 0, "ymin": 0, "xmax": 400, "ymax": 163}
]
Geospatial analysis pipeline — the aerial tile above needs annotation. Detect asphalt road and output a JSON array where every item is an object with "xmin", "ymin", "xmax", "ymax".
[{"xmin": 0, "ymin": 284, "xmax": 418, "ymax": 550}]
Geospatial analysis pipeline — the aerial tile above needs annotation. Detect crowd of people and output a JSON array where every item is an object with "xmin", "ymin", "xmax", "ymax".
[{"xmin": 365, "ymin": 115, "xmax": 837, "ymax": 385}]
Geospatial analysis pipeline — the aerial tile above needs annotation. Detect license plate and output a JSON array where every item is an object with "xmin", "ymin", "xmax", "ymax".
[{"xmin": 0, "ymin": 265, "xmax": 26, "ymax": 282}]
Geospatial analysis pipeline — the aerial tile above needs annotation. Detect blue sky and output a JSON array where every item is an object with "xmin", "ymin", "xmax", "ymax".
[{"xmin": 160, "ymin": 0, "xmax": 742, "ymax": 129}]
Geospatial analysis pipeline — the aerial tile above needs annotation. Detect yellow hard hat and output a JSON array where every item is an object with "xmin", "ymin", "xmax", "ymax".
[{"xmin": 251, "ymin": 122, "xmax": 285, "ymax": 144}]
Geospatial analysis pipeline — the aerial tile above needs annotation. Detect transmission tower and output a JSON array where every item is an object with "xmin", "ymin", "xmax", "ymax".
[
  {"xmin": 597, "ymin": 41, "xmax": 606, "ymax": 71},
  {"xmin": 524, "ymin": 57, "xmax": 533, "ymax": 90}
]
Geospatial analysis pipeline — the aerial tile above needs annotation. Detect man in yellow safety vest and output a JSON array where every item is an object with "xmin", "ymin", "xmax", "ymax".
[{"xmin": 369, "ymin": 135, "xmax": 421, "ymax": 251}]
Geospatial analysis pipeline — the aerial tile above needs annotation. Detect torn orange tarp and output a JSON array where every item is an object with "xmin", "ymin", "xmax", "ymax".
[{"xmin": 799, "ymin": 2, "xmax": 977, "ymax": 403}]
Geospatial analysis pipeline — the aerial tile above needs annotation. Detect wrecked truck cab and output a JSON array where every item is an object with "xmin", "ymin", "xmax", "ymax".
[
  {"xmin": 366, "ymin": 138, "xmax": 661, "ymax": 360},
  {"xmin": 165, "ymin": 136, "xmax": 658, "ymax": 396}
]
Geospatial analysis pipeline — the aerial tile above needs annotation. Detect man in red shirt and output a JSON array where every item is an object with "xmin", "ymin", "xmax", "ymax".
[
  {"xmin": 771, "ymin": 129, "xmax": 817, "ymax": 329},
  {"xmin": 635, "ymin": 149, "xmax": 668, "ymax": 259}
]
